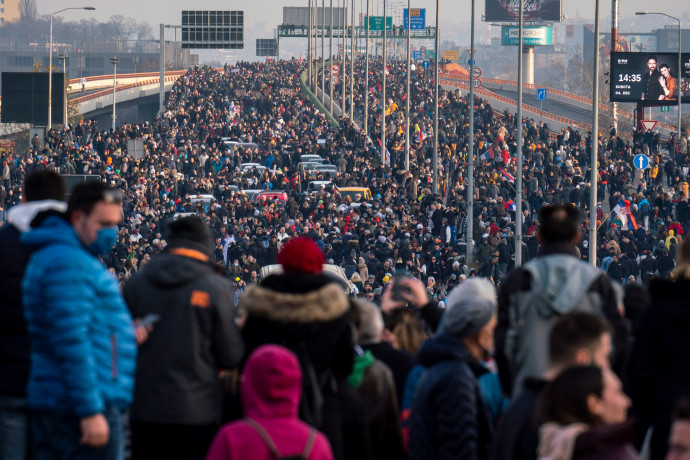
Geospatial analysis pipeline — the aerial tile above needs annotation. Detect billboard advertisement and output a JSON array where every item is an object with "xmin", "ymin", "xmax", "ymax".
[
  {"xmin": 485, "ymin": 0, "xmax": 562, "ymax": 22},
  {"xmin": 501, "ymin": 26, "xmax": 553, "ymax": 46},
  {"xmin": 403, "ymin": 8, "xmax": 426, "ymax": 30},
  {"xmin": 610, "ymin": 52, "xmax": 690, "ymax": 104}
]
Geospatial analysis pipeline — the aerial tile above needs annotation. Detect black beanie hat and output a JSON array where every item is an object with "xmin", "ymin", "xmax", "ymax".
[{"xmin": 166, "ymin": 216, "xmax": 214, "ymax": 259}]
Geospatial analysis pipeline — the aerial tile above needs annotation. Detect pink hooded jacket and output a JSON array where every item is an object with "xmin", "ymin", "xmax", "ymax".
[{"xmin": 206, "ymin": 345, "xmax": 333, "ymax": 460}]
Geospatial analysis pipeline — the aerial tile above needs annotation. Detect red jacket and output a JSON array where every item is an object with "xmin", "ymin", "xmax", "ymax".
[{"xmin": 206, "ymin": 345, "xmax": 333, "ymax": 460}]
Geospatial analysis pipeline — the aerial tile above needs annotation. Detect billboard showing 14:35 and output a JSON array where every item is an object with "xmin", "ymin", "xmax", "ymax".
[
  {"xmin": 610, "ymin": 52, "xmax": 690, "ymax": 104},
  {"xmin": 484, "ymin": 0, "xmax": 562, "ymax": 22}
]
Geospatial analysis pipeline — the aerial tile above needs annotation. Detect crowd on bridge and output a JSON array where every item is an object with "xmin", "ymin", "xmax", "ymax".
[{"xmin": 1, "ymin": 57, "xmax": 690, "ymax": 460}]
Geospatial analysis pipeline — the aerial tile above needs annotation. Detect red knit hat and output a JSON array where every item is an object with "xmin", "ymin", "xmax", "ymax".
[{"xmin": 278, "ymin": 237, "xmax": 324, "ymax": 274}]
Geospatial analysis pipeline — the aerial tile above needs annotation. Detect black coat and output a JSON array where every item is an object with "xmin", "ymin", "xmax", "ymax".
[
  {"xmin": 491, "ymin": 378, "xmax": 547, "ymax": 460},
  {"xmin": 0, "ymin": 224, "xmax": 30, "ymax": 397},
  {"xmin": 409, "ymin": 333, "xmax": 492, "ymax": 460},
  {"xmin": 628, "ymin": 279, "xmax": 690, "ymax": 460},
  {"xmin": 124, "ymin": 249, "xmax": 244, "ymax": 425}
]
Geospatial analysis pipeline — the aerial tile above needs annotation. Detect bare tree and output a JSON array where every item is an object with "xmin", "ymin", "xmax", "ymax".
[{"xmin": 18, "ymin": 0, "xmax": 38, "ymax": 22}]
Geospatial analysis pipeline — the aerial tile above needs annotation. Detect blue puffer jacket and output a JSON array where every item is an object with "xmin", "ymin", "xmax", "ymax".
[
  {"xmin": 22, "ymin": 215, "xmax": 136, "ymax": 417},
  {"xmin": 409, "ymin": 333, "xmax": 493, "ymax": 460}
]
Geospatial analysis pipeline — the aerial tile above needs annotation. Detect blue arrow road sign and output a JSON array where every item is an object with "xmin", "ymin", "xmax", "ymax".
[
  {"xmin": 634, "ymin": 154, "xmax": 650, "ymax": 170},
  {"xmin": 536, "ymin": 88, "xmax": 547, "ymax": 100},
  {"xmin": 467, "ymin": 58, "xmax": 476, "ymax": 66},
  {"xmin": 421, "ymin": 60, "xmax": 430, "ymax": 69},
  {"xmin": 412, "ymin": 50, "xmax": 422, "ymax": 60}
]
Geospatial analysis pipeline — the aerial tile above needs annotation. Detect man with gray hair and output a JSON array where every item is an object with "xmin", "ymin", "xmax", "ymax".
[{"xmin": 409, "ymin": 278, "xmax": 497, "ymax": 460}]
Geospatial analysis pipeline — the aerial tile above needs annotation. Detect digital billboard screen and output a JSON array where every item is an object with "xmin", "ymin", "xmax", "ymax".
[
  {"xmin": 610, "ymin": 52, "xmax": 690, "ymax": 104},
  {"xmin": 1, "ymin": 72, "xmax": 65, "ymax": 126},
  {"xmin": 484, "ymin": 0, "xmax": 562, "ymax": 22}
]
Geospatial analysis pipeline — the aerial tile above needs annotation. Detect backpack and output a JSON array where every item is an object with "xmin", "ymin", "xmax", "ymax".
[
  {"xmin": 295, "ymin": 342, "xmax": 338, "ymax": 430},
  {"xmin": 504, "ymin": 254, "xmax": 605, "ymax": 396},
  {"xmin": 243, "ymin": 418, "xmax": 316, "ymax": 460}
]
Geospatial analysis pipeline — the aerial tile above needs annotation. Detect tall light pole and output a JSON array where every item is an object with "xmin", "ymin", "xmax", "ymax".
[
  {"xmin": 330, "ymin": 0, "xmax": 334, "ymax": 115},
  {"xmin": 110, "ymin": 57, "xmax": 119, "ymax": 132},
  {"xmin": 404, "ymin": 0, "xmax": 410, "ymax": 171},
  {"xmin": 308, "ymin": 0, "xmax": 313, "ymax": 90},
  {"xmin": 515, "ymin": 0, "xmax": 524, "ymax": 266},
  {"xmin": 59, "ymin": 52, "xmax": 68, "ymax": 126},
  {"xmin": 342, "ymin": 0, "xmax": 347, "ymax": 115},
  {"xmin": 637, "ymin": 12, "xmax": 683, "ymax": 142},
  {"xmin": 364, "ymin": 0, "xmax": 370, "ymax": 135},
  {"xmin": 321, "ymin": 0, "xmax": 326, "ymax": 105},
  {"xmin": 48, "ymin": 6, "xmax": 95, "ymax": 131},
  {"xmin": 350, "ymin": 0, "xmax": 355, "ymax": 119},
  {"xmin": 467, "ymin": 0, "xmax": 476, "ymax": 265},
  {"xmin": 590, "ymin": 0, "xmax": 601, "ymax": 266},
  {"xmin": 381, "ymin": 0, "xmax": 387, "ymax": 165},
  {"xmin": 432, "ymin": 0, "xmax": 439, "ymax": 194}
]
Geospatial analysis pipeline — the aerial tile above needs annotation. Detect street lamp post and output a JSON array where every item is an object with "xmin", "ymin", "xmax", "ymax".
[
  {"xmin": 48, "ymin": 6, "xmax": 95, "ymax": 131},
  {"xmin": 636, "ymin": 12, "xmax": 683, "ymax": 142},
  {"xmin": 110, "ymin": 57, "xmax": 119, "ymax": 132}
]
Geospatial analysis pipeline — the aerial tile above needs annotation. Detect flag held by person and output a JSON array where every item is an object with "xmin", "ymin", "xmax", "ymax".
[
  {"xmin": 497, "ymin": 167, "xmax": 515, "ymax": 183},
  {"xmin": 612, "ymin": 200, "xmax": 638, "ymax": 230}
]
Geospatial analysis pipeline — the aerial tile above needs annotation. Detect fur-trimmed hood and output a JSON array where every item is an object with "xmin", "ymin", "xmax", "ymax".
[{"xmin": 240, "ymin": 282, "xmax": 349, "ymax": 324}]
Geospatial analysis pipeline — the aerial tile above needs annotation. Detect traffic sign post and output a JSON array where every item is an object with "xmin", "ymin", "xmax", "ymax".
[
  {"xmin": 330, "ymin": 76, "xmax": 339, "ymax": 85},
  {"xmin": 467, "ymin": 58, "xmax": 476, "ymax": 66},
  {"xmin": 641, "ymin": 120, "xmax": 658, "ymax": 132},
  {"xmin": 473, "ymin": 79, "xmax": 481, "ymax": 88},
  {"xmin": 661, "ymin": 106, "xmax": 670, "ymax": 113},
  {"xmin": 412, "ymin": 50, "xmax": 422, "ymax": 60},
  {"xmin": 536, "ymin": 88, "xmax": 547, "ymax": 111},
  {"xmin": 331, "ymin": 64, "xmax": 340, "ymax": 76},
  {"xmin": 421, "ymin": 60, "xmax": 430, "ymax": 69},
  {"xmin": 473, "ymin": 67, "xmax": 481, "ymax": 78},
  {"xmin": 633, "ymin": 154, "xmax": 650, "ymax": 170}
]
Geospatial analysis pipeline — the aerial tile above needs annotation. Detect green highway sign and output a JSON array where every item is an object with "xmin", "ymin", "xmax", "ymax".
[
  {"xmin": 367, "ymin": 16, "xmax": 392, "ymax": 31},
  {"xmin": 661, "ymin": 106, "xmax": 670, "ymax": 112},
  {"xmin": 425, "ymin": 50, "xmax": 435, "ymax": 59}
]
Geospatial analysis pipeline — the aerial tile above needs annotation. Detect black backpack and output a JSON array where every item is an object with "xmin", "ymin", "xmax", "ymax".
[{"xmin": 244, "ymin": 418, "xmax": 316, "ymax": 460}]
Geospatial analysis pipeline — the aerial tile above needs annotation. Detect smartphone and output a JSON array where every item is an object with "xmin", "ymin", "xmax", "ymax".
[
  {"xmin": 392, "ymin": 269, "xmax": 411, "ymax": 302},
  {"xmin": 136, "ymin": 313, "xmax": 161, "ymax": 328}
]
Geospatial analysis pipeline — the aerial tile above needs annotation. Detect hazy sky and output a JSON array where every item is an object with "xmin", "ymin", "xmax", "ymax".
[
  {"xmin": 38, "ymin": 0, "xmax": 690, "ymax": 61},
  {"xmin": 38, "ymin": 0, "xmax": 690, "ymax": 27}
]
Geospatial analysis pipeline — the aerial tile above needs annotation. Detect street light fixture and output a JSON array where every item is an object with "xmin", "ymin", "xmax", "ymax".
[
  {"xmin": 636, "ymin": 11, "xmax": 683, "ymax": 141},
  {"xmin": 48, "ymin": 6, "xmax": 95, "ymax": 131}
]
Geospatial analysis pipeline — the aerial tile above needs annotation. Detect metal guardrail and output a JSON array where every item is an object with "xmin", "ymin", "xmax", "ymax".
[
  {"xmin": 440, "ymin": 77, "xmax": 591, "ymax": 130},
  {"xmin": 442, "ymin": 74, "xmax": 676, "ymax": 133}
]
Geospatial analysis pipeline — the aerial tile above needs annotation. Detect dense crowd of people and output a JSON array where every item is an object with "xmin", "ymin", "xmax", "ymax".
[{"xmin": 1, "ymin": 57, "xmax": 690, "ymax": 460}]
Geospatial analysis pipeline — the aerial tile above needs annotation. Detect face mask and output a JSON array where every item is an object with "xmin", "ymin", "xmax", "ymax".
[{"xmin": 87, "ymin": 226, "xmax": 118, "ymax": 256}]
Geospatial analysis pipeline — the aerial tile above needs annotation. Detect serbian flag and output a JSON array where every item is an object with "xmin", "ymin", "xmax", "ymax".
[
  {"xmin": 299, "ymin": 52, "xmax": 303, "ymax": 62},
  {"xmin": 418, "ymin": 130, "xmax": 428, "ymax": 142},
  {"xmin": 505, "ymin": 200, "xmax": 517, "ymax": 212},
  {"xmin": 612, "ymin": 200, "xmax": 638, "ymax": 230},
  {"xmin": 377, "ymin": 82, "xmax": 382, "ymax": 92},
  {"xmin": 481, "ymin": 147, "xmax": 495, "ymax": 161},
  {"xmin": 497, "ymin": 167, "xmax": 515, "ymax": 183}
]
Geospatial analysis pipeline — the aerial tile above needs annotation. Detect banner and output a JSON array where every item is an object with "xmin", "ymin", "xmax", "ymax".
[
  {"xmin": 501, "ymin": 26, "xmax": 553, "ymax": 46},
  {"xmin": 610, "ymin": 52, "xmax": 690, "ymax": 104}
]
